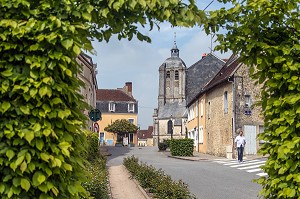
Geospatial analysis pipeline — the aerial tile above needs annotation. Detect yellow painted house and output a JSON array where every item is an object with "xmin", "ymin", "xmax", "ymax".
[{"xmin": 96, "ymin": 82, "xmax": 138, "ymax": 146}]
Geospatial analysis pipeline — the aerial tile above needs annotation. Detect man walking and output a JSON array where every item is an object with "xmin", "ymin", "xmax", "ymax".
[{"xmin": 234, "ymin": 129, "xmax": 246, "ymax": 163}]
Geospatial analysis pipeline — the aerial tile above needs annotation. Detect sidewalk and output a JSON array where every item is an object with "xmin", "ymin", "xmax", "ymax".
[{"xmin": 108, "ymin": 165, "xmax": 150, "ymax": 199}]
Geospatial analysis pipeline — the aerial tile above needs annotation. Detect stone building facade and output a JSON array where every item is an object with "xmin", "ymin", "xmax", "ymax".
[
  {"xmin": 186, "ymin": 54, "xmax": 225, "ymax": 152},
  {"xmin": 204, "ymin": 55, "xmax": 264, "ymax": 157},
  {"xmin": 77, "ymin": 53, "xmax": 98, "ymax": 131},
  {"xmin": 153, "ymin": 43, "xmax": 186, "ymax": 146}
]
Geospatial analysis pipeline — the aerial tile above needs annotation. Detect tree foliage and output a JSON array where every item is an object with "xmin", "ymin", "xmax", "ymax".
[
  {"xmin": 0, "ymin": 0, "xmax": 204, "ymax": 198},
  {"xmin": 104, "ymin": 119, "xmax": 138, "ymax": 134},
  {"xmin": 205, "ymin": 0, "xmax": 300, "ymax": 198}
]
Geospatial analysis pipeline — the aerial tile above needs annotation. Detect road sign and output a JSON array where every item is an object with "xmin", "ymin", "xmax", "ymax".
[
  {"xmin": 94, "ymin": 123, "xmax": 99, "ymax": 132},
  {"xmin": 89, "ymin": 109, "xmax": 102, "ymax": 122}
]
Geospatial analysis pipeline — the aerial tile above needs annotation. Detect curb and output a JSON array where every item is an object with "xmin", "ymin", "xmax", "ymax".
[
  {"xmin": 132, "ymin": 179, "xmax": 152, "ymax": 199},
  {"xmin": 167, "ymin": 155, "xmax": 209, "ymax": 161}
]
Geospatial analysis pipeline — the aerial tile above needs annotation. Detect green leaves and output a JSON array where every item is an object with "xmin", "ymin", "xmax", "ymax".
[
  {"xmin": 104, "ymin": 119, "xmax": 138, "ymax": 134},
  {"xmin": 32, "ymin": 171, "xmax": 46, "ymax": 187},
  {"xmin": 61, "ymin": 39, "xmax": 74, "ymax": 50},
  {"xmin": 206, "ymin": 0, "xmax": 300, "ymax": 198},
  {"xmin": 20, "ymin": 179, "xmax": 30, "ymax": 192}
]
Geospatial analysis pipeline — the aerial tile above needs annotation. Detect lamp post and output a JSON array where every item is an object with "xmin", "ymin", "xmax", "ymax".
[{"xmin": 168, "ymin": 115, "xmax": 173, "ymax": 140}]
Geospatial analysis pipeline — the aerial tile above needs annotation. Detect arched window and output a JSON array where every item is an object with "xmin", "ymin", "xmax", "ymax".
[
  {"xmin": 175, "ymin": 70, "xmax": 179, "ymax": 80},
  {"xmin": 166, "ymin": 71, "xmax": 170, "ymax": 78}
]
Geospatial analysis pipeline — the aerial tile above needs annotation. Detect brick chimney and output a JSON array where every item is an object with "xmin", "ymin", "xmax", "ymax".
[{"xmin": 123, "ymin": 82, "xmax": 132, "ymax": 96}]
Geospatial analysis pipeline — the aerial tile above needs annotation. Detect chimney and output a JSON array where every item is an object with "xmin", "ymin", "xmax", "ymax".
[
  {"xmin": 124, "ymin": 82, "xmax": 132, "ymax": 96},
  {"xmin": 202, "ymin": 53, "xmax": 208, "ymax": 59}
]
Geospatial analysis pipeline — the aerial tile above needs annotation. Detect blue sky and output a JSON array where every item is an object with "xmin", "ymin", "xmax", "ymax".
[{"xmin": 91, "ymin": 0, "xmax": 231, "ymax": 129}]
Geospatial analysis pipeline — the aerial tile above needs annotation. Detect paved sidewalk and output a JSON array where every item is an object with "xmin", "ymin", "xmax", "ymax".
[{"xmin": 108, "ymin": 165, "xmax": 149, "ymax": 199}]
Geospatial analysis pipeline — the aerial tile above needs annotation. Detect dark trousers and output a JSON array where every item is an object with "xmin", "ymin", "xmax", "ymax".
[{"xmin": 237, "ymin": 145, "xmax": 244, "ymax": 162}]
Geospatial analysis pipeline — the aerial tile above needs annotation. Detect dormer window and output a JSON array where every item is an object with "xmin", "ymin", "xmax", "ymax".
[
  {"xmin": 109, "ymin": 102, "xmax": 115, "ymax": 112},
  {"xmin": 175, "ymin": 70, "xmax": 179, "ymax": 80},
  {"xmin": 166, "ymin": 71, "xmax": 170, "ymax": 78},
  {"xmin": 128, "ymin": 103, "xmax": 134, "ymax": 112}
]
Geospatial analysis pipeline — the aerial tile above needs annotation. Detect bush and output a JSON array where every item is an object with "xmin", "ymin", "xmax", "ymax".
[
  {"xmin": 158, "ymin": 139, "xmax": 170, "ymax": 151},
  {"xmin": 81, "ymin": 132, "xmax": 109, "ymax": 199},
  {"xmin": 170, "ymin": 139, "xmax": 194, "ymax": 156},
  {"xmin": 123, "ymin": 156, "xmax": 195, "ymax": 199},
  {"xmin": 82, "ymin": 157, "xmax": 109, "ymax": 199}
]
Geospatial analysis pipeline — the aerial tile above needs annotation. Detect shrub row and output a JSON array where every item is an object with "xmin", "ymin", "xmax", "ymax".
[
  {"xmin": 123, "ymin": 156, "xmax": 195, "ymax": 199},
  {"xmin": 81, "ymin": 132, "xmax": 109, "ymax": 199},
  {"xmin": 170, "ymin": 139, "xmax": 194, "ymax": 156}
]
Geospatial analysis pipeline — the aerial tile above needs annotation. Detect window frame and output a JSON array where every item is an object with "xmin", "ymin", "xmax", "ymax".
[
  {"xmin": 109, "ymin": 102, "xmax": 115, "ymax": 112},
  {"xmin": 128, "ymin": 103, "xmax": 135, "ymax": 112}
]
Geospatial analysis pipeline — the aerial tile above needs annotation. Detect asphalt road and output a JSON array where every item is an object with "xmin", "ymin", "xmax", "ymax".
[{"xmin": 106, "ymin": 146, "xmax": 263, "ymax": 199}]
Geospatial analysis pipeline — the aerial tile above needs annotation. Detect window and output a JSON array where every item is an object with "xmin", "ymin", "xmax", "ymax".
[
  {"xmin": 128, "ymin": 118, "xmax": 134, "ymax": 124},
  {"xmin": 208, "ymin": 102, "xmax": 211, "ymax": 119},
  {"xmin": 200, "ymin": 100, "xmax": 204, "ymax": 117},
  {"xmin": 175, "ymin": 70, "xmax": 179, "ymax": 80},
  {"xmin": 128, "ymin": 103, "xmax": 134, "ymax": 112},
  {"xmin": 199, "ymin": 127, "xmax": 204, "ymax": 144},
  {"xmin": 245, "ymin": 95, "xmax": 251, "ymax": 107},
  {"xmin": 109, "ymin": 102, "xmax": 115, "ymax": 112},
  {"xmin": 224, "ymin": 91, "xmax": 228, "ymax": 114},
  {"xmin": 166, "ymin": 71, "xmax": 170, "ymax": 78}
]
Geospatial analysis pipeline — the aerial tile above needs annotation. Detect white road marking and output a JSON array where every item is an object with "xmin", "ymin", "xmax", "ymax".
[
  {"xmin": 238, "ymin": 163, "xmax": 265, "ymax": 170},
  {"xmin": 247, "ymin": 168, "xmax": 263, "ymax": 173},
  {"xmin": 256, "ymin": 172, "xmax": 268, "ymax": 177},
  {"xmin": 230, "ymin": 161, "xmax": 265, "ymax": 168}
]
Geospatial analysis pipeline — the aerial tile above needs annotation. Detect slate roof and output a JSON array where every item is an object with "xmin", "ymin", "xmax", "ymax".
[
  {"xmin": 203, "ymin": 54, "xmax": 240, "ymax": 91},
  {"xmin": 186, "ymin": 53, "xmax": 225, "ymax": 106},
  {"xmin": 96, "ymin": 89, "xmax": 136, "ymax": 102},
  {"xmin": 159, "ymin": 57, "xmax": 186, "ymax": 70},
  {"xmin": 158, "ymin": 101, "xmax": 186, "ymax": 120},
  {"xmin": 138, "ymin": 126, "xmax": 153, "ymax": 139}
]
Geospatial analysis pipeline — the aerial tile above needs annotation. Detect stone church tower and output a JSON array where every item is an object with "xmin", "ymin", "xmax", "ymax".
[{"xmin": 153, "ymin": 42, "xmax": 187, "ymax": 146}]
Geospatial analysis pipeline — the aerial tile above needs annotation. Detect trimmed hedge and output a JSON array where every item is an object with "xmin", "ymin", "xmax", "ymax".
[
  {"xmin": 123, "ymin": 156, "xmax": 195, "ymax": 199},
  {"xmin": 158, "ymin": 139, "xmax": 169, "ymax": 151},
  {"xmin": 170, "ymin": 139, "xmax": 194, "ymax": 156},
  {"xmin": 81, "ymin": 132, "xmax": 109, "ymax": 199}
]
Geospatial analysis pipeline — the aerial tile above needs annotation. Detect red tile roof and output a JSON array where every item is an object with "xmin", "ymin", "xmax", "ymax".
[
  {"xmin": 138, "ymin": 126, "xmax": 153, "ymax": 139},
  {"xmin": 96, "ymin": 89, "xmax": 136, "ymax": 102}
]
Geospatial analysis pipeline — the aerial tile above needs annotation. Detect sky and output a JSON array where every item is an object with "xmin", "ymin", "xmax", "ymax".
[{"xmin": 91, "ymin": 0, "xmax": 232, "ymax": 129}]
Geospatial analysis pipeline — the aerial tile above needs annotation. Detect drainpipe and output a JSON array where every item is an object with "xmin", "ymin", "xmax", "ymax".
[{"xmin": 228, "ymin": 76, "xmax": 235, "ymax": 159}]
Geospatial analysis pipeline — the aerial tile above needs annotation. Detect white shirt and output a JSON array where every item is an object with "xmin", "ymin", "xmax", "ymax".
[{"xmin": 235, "ymin": 135, "xmax": 246, "ymax": 147}]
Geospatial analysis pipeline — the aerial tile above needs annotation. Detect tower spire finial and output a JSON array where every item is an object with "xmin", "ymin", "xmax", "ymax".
[{"xmin": 174, "ymin": 32, "xmax": 176, "ymax": 45}]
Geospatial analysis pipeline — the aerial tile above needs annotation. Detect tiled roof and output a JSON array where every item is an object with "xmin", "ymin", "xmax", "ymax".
[
  {"xmin": 186, "ymin": 53, "xmax": 225, "ymax": 106},
  {"xmin": 96, "ymin": 89, "xmax": 136, "ymax": 102},
  {"xmin": 138, "ymin": 126, "xmax": 153, "ymax": 139},
  {"xmin": 203, "ymin": 54, "xmax": 240, "ymax": 91}
]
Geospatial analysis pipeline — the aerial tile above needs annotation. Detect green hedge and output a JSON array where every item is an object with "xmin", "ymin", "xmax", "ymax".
[
  {"xmin": 81, "ymin": 132, "xmax": 109, "ymax": 199},
  {"xmin": 170, "ymin": 139, "xmax": 194, "ymax": 156},
  {"xmin": 123, "ymin": 156, "xmax": 195, "ymax": 199}
]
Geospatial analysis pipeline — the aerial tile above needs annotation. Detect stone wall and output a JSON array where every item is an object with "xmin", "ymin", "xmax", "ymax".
[{"xmin": 206, "ymin": 83, "xmax": 234, "ymax": 157}]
